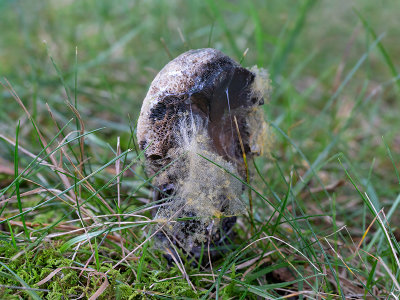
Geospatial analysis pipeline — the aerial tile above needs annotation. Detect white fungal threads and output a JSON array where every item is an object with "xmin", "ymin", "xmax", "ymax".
[
  {"xmin": 137, "ymin": 48, "xmax": 271, "ymax": 255},
  {"xmin": 155, "ymin": 115, "xmax": 245, "ymax": 250}
]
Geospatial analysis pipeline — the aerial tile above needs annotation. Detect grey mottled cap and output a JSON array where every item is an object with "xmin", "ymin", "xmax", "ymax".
[{"xmin": 137, "ymin": 48, "xmax": 262, "ymax": 173}]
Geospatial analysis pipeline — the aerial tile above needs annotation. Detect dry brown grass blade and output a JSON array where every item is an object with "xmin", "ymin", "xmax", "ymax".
[
  {"xmin": 108, "ymin": 202, "xmax": 188, "ymax": 273},
  {"xmin": 364, "ymin": 193, "xmax": 400, "ymax": 269},
  {"xmin": 324, "ymin": 237, "xmax": 357, "ymax": 279},
  {"xmin": 53, "ymin": 136, "xmax": 138, "ymax": 250},
  {"xmin": 45, "ymin": 103, "xmax": 64, "ymax": 166},
  {"xmin": 52, "ymin": 133, "xmax": 115, "ymax": 216},
  {"xmin": 0, "ymin": 166, "xmax": 14, "ymax": 176},
  {"xmin": 240, "ymin": 48, "xmax": 249, "ymax": 62},
  {"xmin": 38, "ymin": 266, "xmax": 110, "ymax": 300},
  {"xmin": 163, "ymin": 230, "xmax": 201, "ymax": 268},
  {"xmin": 0, "ymin": 187, "xmax": 71, "ymax": 207},
  {"xmin": 45, "ymin": 103, "xmax": 100, "ymax": 220},
  {"xmin": 116, "ymin": 136, "xmax": 121, "ymax": 210},
  {"xmin": 164, "ymin": 246, "xmax": 196, "ymax": 292},
  {"xmin": 88, "ymin": 276, "xmax": 109, "ymax": 300},
  {"xmin": 0, "ymin": 157, "xmax": 20, "ymax": 175},
  {"xmin": 235, "ymin": 251, "xmax": 276, "ymax": 272},
  {"xmin": 61, "ymin": 147, "xmax": 110, "ymax": 212},
  {"xmin": 177, "ymin": 27, "xmax": 187, "ymax": 49},
  {"xmin": 115, "ymin": 136, "xmax": 127, "ymax": 256},
  {"xmin": 237, "ymin": 252, "xmax": 277, "ymax": 281},
  {"xmin": 24, "ymin": 178, "xmax": 90, "ymax": 210},
  {"xmin": 161, "ymin": 228, "xmax": 196, "ymax": 291},
  {"xmin": 37, "ymin": 266, "xmax": 97, "ymax": 286},
  {"xmin": 338, "ymin": 211, "xmax": 378, "ymax": 263},
  {"xmin": 108, "ymin": 228, "xmax": 161, "ymax": 273},
  {"xmin": 301, "ymin": 179, "xmax": 345, "ymax": 197},
  {"xmin": 0, "ymin": 217, "xmax": 125, "ymax": 243},
  {"xmin": 279, "ymin": 290, "xmax": 338, "ymax": 299},
  {"xmin": 2, "ymin": 78, "xmax": 76, "ymax": 201},
  {"xmin": 63, "ymin": 213, "xmax": 151, "ymax": 224},
  {"xmin": 65, "ymin": 101, "xmax": 85, "ymax": 175},
  {"xmin": 160, "ymin": 37, "xmax": 173, "ymax": 60},
  {"xmin": 0, "ymin": 134, "xmax": 67, "ymax": 174},
  {"xmin": 378, "ymin": 256, "xmax": 400, "ymax": 292}
]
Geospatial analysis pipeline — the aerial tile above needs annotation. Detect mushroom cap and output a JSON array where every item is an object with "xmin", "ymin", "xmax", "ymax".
[{"xmin": 137, "ymin": 48, "xmax": 261, "ymax": 173}]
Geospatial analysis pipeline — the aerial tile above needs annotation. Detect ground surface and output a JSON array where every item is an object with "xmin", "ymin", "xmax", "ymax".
[{"xmin": 1, "ymin": 0, "xmax": 400, "ymax": 299}]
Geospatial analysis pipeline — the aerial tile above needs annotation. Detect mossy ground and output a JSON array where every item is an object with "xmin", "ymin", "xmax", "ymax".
[{"xmin": 0, "ymin": 241, "xmax": 204, "ymax": 299}]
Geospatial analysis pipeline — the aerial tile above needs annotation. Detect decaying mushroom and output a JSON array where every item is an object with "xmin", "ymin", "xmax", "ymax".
[{"xmin": 137, "ymin": 48, "xmax": 270, "ymax": 258}]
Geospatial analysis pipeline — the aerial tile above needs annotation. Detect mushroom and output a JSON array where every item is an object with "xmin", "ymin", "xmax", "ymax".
[{"xmin": 137, "ymin": 48, "xmax": 269, "ymax": 258}]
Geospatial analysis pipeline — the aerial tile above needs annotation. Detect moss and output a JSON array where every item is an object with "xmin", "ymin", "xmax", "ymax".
[
  {"xmin": 0, "ymin": 241, "xmax": 206, "ymax": 299},
  {"xmin": 0, "ymin": 243, "xmax": 110, "ymax": 298},
  {"xmin": 0, "ymin": 241, "xmax": 18, "ymax": 257},
  {"xmin": 115, "ymin": 284, "xmax": 135, "ymax": 299},
  {"xmin": 0, "ymin": 242, "xmax": 77, "ymax": 298}
]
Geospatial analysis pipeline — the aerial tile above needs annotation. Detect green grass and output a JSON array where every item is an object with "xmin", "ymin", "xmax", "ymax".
[{"xmin": 1, "ymin": 0, "xmax": 400, "ymax": 298}]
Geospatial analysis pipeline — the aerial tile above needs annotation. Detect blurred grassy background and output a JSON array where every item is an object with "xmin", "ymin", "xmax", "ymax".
[
  {"xmin": 1, "ymin": 0, "xmax": 400, "ymax": 164},
  {"xmin": 1, "ymin": 0, "xmax": 400, "ymax": 298}
]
